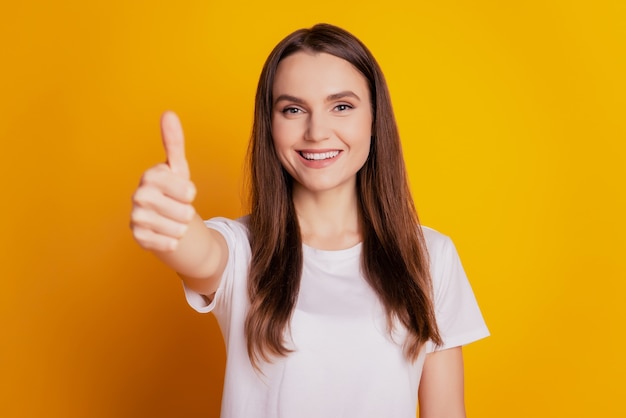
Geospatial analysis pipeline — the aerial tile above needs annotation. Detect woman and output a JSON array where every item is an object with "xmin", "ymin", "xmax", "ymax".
[{"xmin": 131, "ymin": 23, "xmax": 489, "ymax": 418}]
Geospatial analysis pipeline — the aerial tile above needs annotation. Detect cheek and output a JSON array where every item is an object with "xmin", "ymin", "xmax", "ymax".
[
  {"xmin": 359, "ymin": 137, "xmax": 372, "ymax": 164},
  {"xmin": 271, "ymin": 118, "xmax": 293, "ymax": 148},
  {"xmin": 352, "ymin": 108, "xmax": 373, "ymax": 134},
  {"xmin": 353, "ymin": 116, "xmax": 373, "ymax": 164},
  {"xmin": 346, "ymin": 115, "xmax": 373, "ymax": 146},
  {"xmin": 271, "ymin": 122, "xmax": 294, "ymax": 170}
]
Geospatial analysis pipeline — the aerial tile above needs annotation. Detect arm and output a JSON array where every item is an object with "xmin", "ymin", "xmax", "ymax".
[
  {"xmin": 418, "ymin": 346, "xmax": 466, "ymax": 418},
  {"xmin": 130, "ymin": 111, "xmax": 227, "ymax": 296}
]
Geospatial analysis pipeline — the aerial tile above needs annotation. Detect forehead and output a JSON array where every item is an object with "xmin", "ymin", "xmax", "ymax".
[{"xmin": 273, "ymin": 51, "xmax": 369, "ymax": 99}]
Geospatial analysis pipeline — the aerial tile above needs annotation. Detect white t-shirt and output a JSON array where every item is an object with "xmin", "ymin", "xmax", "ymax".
[{"xmin": 184, "ymin": 217, "xmax": 489, "ymax": 418}]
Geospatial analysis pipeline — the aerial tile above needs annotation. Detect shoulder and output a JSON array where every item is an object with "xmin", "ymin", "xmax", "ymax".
[
  {"xmin": 421, "ymin": 225, "xmax": 450, "ymax": 246},
  {"xmin": 420, "ymin": 226, "xmax": 490, "ymax": 350},
  {"xmin": 204, "ymin": 215, "xmax": 251, "ymax": 245},
  {"xmin": 420, "ymin": 225, "xmax": 464, "ymax": 291},
  {"xmin": 421, "ymin": 225, "xmax": 455, "ymax": 262}
]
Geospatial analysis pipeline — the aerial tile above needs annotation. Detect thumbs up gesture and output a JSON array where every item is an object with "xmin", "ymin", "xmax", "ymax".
[{"xmin": 131, "ymin": 111, "xmax": 197, "ymax": 252}]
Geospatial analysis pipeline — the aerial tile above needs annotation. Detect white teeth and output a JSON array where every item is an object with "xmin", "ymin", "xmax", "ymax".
[{"xmin": 301, "ymin": 151, "xmax": 340, "ymax": 160}]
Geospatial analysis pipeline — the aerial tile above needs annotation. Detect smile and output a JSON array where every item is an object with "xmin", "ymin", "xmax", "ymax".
[{"xmin": 299, "ymin": 151, "xmax": 340, "ymax": 161}]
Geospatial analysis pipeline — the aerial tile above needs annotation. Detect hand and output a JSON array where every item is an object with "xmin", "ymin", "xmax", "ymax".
[{"xmin": 131, "ymin": 111, "xmax": 197, "ymax": 252}]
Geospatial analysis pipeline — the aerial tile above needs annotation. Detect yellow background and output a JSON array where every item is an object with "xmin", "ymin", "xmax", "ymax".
[{"xmin": 1, "ymin": 0, "xmax": 624, "ymax": 417}]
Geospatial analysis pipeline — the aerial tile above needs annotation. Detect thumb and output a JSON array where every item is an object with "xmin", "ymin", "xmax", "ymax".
[{"xmin": 160, "ymin": 111, "xmax": 190, "ymax": 179}]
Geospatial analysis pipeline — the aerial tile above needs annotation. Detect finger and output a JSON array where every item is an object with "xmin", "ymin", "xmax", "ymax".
[
  {"xmin": 160, "ymin": 111, "xmax": 190, "ymax": 179},
  {"xmin": 139, "ymin": 164, "xmax": 196, "ymax": 203},
  {"xmin": 133, "ymin": 186, "xmax": 196, "ymax": 223},
  {"xmin": 132, "ymin": 225, "xmax": 179, "ymax": 252},
  {"xmin": 131, "ymin": 207, "xmax": 190, "ymax": 239}
]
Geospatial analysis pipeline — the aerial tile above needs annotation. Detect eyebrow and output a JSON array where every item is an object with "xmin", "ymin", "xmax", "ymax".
[{"xmin": 274, "ymin": 90, "xmax": 361, "ymax": 105}]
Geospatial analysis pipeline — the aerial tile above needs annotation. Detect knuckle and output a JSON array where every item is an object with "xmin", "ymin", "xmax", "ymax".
[
  {"xmin": 132, "ymin": 187, "xmax": 150, "ymax": 206},
  {"xmin": 132, "ymin": 226, "xmax": 177, "ymax": 252},
  {"xmin": 132, "ymin": 227, "xmax": 150, "ymax": 246},
  {"xmin": 140, "ymin": 171, "xmax": 155, "ymax": 185},
  {"xmin": 130, "ymin": 206, "xmax": 147, "ymax": 224},
  {"xmin": 133, "ymin": 186, "xmax": 163, "ymax": 208},
  {"xmin": 140, "ymin": 164, "xmax": 166, "ymax": 184}
]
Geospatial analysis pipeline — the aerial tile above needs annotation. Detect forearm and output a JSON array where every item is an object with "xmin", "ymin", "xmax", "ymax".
[
  {"xmin": 131, "ymin": 112, "xmax": 228, "ymax": 296},
  {"xmin": 153, "ymin": 214, "xmax": 227, "ymax": 294}
]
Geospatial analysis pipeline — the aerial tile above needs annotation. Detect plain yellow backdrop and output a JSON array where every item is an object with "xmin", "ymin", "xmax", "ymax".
[{"xmin": 1, "ymin": 0, "xmax": 624, "ymax": 417}]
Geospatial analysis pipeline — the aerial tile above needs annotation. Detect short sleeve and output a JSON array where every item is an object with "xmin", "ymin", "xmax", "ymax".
[
  {"xmin": 423, "ymin": 229, "xmax": 490, "ymax": 353},
  {"xmin": 181, "ymin": 217, "xmax": 247, "ymax": 315}
]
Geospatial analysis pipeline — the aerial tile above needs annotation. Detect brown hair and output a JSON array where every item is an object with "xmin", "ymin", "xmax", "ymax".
[{"xmin": 245, "ymin": 23, "xmax": 442, "ymax": 368}]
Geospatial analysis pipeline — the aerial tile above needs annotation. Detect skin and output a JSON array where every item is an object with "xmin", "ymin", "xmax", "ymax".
[
  {"xmin": 271, "ymin": 51, "xmax": 372, "ymax": 250},
  {"xmin": 130, "ymin": 51, "xmax": 466, "ymax": 417},
  {"xmin": 130, "ymin": 111, "xmax": 226, "ymax": 296},
  {"xmin": 420, "ymin": 347, "xmax": 466, "ymax": 417}
]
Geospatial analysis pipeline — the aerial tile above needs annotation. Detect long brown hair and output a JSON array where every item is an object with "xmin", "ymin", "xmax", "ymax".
[{"xmin": 245, "ymin": 23, "xmax": 442, "ymax": 368}]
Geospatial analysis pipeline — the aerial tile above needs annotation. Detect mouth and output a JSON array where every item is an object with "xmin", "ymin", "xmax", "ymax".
[{"xmin": 298, "ymin": 150, "xmax": 341, "ymax": 161}]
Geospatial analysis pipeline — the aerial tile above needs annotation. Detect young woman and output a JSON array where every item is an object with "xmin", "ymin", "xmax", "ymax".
[{"xmin": 131, "ymin": 23, "xmax": 489, "ymax": 418}]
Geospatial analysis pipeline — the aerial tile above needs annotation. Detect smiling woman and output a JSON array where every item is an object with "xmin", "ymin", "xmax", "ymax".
[
  {"xmin": 271, "ymin": 52, "xmax": 372, "ymax": 195},
  {"xmin": 130, "ymin": 23, "xmax": 489, "ymax": 418}
]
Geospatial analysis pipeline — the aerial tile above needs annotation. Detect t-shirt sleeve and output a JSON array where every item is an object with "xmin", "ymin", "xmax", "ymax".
[
  {"xmin": 425, "ymin": 232, "xmax": 490, "ymax": 353},
  {"xmin": 181, "ymin": 217, "xmax": 240, "ymax": 314}
]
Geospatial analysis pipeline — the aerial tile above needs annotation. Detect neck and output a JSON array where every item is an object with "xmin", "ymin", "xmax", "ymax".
[{"xmin": 292, "ymin": 184, "xmax": 361, "ymax": 250}]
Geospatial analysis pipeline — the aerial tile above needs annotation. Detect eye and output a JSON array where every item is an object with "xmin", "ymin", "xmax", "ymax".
[
  {"xmin": 334, "ymin": 104, "xmax": 353, "ymax": 112},
  {"xmin": 282, "ymin": 107, "xmax": 302, "ymax": 114}
]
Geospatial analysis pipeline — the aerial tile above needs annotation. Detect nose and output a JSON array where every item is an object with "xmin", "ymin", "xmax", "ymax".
[{"xmin": 304, "ymin": 112, "xmax": 331, "ymax": 142}]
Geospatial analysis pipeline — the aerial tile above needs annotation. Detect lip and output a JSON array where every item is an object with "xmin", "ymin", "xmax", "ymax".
[
  {"xmin": 297, "ymin": 148, "xmax": 341, "ymax": 153},
  {"xmin": 296, "ymin": 149, "xmax": 342, "ymax": 168}
]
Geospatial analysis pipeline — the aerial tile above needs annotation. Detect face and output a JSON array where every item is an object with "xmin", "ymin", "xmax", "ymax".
[{"xmin": 271, "ymin": 51, "xmax": 373, "ymax": 196}]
